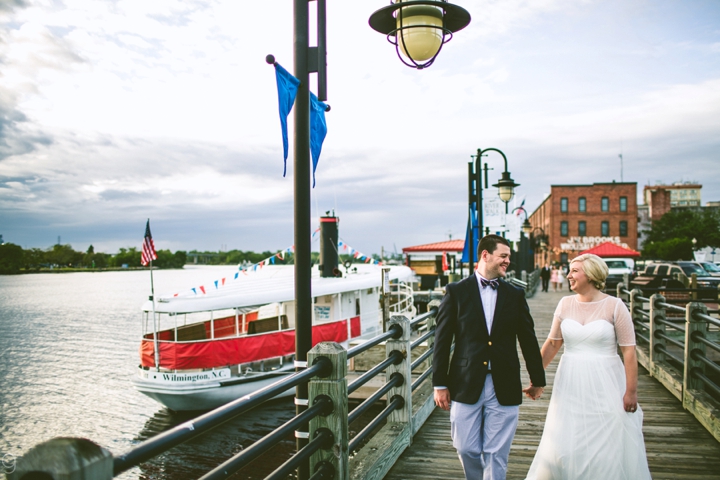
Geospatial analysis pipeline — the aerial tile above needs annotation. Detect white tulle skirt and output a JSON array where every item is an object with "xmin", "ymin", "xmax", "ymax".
[{"xmin": 525, "ymin": 352, "xmax": 651, "ymax": 480}]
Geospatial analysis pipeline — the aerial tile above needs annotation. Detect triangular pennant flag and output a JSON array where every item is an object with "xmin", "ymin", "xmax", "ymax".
[
  {"xmin": 222, "ymin": 278, "xmax": 226, "ymax": 285},
  {"xmin": 273, "ymin": 63, "xmax": 300, "ymax": 176},
  {"xmin": 199, "ymin": 286, "xmax": 206, "ymax": 294},
  {"xmin": 234, "ymin": 272, "xmax": 239, "ymax": 279},
  {"xmin": 192, "ymin": 287, "xmax": 197, "ymax": 295},
  {"xmin": 310, "ymin": 92, "xmax": 328, "ymax": 187},
  {"xmin": 214, "ymin": 280, "xmax": 219, "ymax": 289}
]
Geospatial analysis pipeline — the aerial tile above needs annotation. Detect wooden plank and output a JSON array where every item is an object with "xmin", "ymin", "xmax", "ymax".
[{"xmin": 385, "ymin": 290, "xmax": 720, "ymax": 480}]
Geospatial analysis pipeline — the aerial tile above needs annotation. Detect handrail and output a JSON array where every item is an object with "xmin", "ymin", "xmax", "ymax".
[
  {"xmin": 348, "ymin": 373, "xmax": 403, "ymax": 424},
  {"xmin": 411, "ymin": 328, "xmax": 435, "ymax": 349},
  {"xmin": 266, "ymin": 429, "xmax": 334, "ymax": 480},
  {"xmin": 410, "ymin": 307, "xmax": 438, "ymax": 329},
  {"xmin": 411, "ymin": 346, "xmax": 434, "ymax": 371},
  {"xmin": 348, "ymin": 350, "xmax": 402, "ymax": 395},
  {"xmin": 347, "ymin": 323, "xmax": 402, "ymax": 359},
  {"xmin": 199, "ymin": 396, "xmax": 333, "ymax": 479},
  {"xmin": 114, "ymin": 356, "xmax": 332, "ymax": 475},
  {"xmin": 348, "ymin": 395, "xmax": 404, "ymax": 452}
]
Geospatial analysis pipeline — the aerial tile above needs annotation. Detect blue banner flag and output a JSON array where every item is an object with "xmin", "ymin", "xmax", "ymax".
[
  {"xmin": 310, "ymin": 92, "xmax": 328, "ymax": 187},
  {"xmin": 273, "ymin": 63, "xmax": 300, "ymax": 176},
  {"xmin": 461, "ymin": 202, "xmax": 479, "ymax": 263}
]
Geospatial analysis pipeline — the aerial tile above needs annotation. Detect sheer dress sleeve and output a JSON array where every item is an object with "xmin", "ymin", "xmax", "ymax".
[
  {"xmin": 547, "ymin": 297, "xmax": 565, "ymax": 341},
  {"xmin": 613, "ymin": 297, "xmax": 636, "ymax": 346}
]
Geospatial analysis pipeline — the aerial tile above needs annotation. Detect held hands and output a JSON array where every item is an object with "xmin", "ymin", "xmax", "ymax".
[
  {"xmin": 434, "ymin": 388, "xmax": 451, "ymax": 411},
  {"xmin": 624, "ymin": 390, "xmax": 638, "ymax": 413},
  {"xmin": 523, "ymin": 384, "xmax": 544, "ymax": 400}
]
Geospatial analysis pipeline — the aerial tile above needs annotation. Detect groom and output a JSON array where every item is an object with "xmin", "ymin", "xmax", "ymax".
[{"xmin": 433, "ymin": 234, "xmax": 546, "ymax": 480}]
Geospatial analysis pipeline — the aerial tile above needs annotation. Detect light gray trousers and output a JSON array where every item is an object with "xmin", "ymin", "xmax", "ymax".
[{"xmin": 450, "ymin": 374, "xmax": 520, "ymax": 480}]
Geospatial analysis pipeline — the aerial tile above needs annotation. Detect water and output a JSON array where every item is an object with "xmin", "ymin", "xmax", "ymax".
[{"xmin": 0, "ymin": 266, "xmax": 300, "ymax": 479}]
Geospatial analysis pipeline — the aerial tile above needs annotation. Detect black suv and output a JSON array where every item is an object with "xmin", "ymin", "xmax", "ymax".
[{"xmin": 630, "ymin": 262, "xmax": 720, "ymax": 298}]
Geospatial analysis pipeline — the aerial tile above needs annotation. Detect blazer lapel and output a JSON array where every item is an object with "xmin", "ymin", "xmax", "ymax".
[{"xmin": 467, "ymin": 274, "xmax": 489, "ymax": 336}]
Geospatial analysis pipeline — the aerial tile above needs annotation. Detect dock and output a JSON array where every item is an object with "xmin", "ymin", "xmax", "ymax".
[{"xmin": 385, "ymin": 289, "xmax": 720, "ymax": 480}]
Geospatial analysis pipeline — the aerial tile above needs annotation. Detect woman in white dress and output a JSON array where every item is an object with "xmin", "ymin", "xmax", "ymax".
[{"xmin": 524, "ymin": 254, "xmax": 651, "ymax": 480}]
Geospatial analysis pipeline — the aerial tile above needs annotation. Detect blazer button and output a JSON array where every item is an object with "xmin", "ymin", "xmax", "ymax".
[
  {"xmin": 488, "ymin": 341, "xmax": 492, "ymax": 346},
  {"xmin": 483, "ymin": 361, "xmax": 488, "ymax": 366}
]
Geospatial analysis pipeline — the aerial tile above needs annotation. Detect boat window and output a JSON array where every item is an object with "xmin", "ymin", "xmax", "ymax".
[{"xmin": 356, "ymin": 299, "xmax": 361, "ymax": 315}]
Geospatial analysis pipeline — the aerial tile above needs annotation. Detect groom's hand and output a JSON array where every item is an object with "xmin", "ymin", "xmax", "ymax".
[
  {"xmin": 523, "ymin": 385, "xmax": 544, "ymax": 400},
  {"xmin": 434, "ymin": 388, "xmax": 451, "ymax": 411}
]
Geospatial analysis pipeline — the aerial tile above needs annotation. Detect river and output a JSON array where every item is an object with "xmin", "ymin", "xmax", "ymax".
[{"xmin": 0, "ymin": 266, "xmax": 302, "ymax": 479}]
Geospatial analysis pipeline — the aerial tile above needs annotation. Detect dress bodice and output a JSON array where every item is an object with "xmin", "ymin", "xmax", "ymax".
[{"xmin": 561, "ymin": 319, "xmax": 618, "ymax": 356}]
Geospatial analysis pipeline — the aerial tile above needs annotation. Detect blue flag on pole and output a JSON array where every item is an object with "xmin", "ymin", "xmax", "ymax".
[
  {"xmin": 310, "ymin": 92, "xmax": 328, "ymax": 187},
  {"xmin": 461, "ymin": 202, "xmax": 479, "ymax": 263},
  {"xmin": 273, "ymin": 63, "xmax": 300, "ymax": 176}
]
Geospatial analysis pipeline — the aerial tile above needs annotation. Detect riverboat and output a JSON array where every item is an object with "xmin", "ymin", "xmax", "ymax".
[{"xmin": 133, "ymin": 217, "xmax": 416, "ymax": 411}]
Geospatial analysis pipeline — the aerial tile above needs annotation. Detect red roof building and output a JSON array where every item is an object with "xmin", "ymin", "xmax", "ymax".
[
  {"xmin": 579, "ymin": 241, "xmax": 641, "ymax": 258},
  {"xmin": 402, "ymin": 239, "xmax": 465, "ymax": 289},
  {"xmin": 402, "ymin": 239, "xmax": 465, "ymax": 253}
]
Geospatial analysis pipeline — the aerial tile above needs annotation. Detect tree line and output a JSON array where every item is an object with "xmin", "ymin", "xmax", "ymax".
[
  {"xmin": 642, "ymin": 208, "xmax": 720, "ymax": 260},
  {"xmin": 0, "ymin": 243, "xmax": 187, "ymax": 274}
]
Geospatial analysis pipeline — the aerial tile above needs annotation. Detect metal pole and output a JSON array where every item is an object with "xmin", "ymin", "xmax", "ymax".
[
  {"xmin": 294, "ymin": 0, "xmax": 311, "ymax": 478},
  {"xmin": 149, "ymin": 261, "xmax": 159, "ymax": 370},
  {"xmin": 476, "ymin": 150, "xmax": 484, "ymax": 248},
  {"xmin": 467, "ymin": 161, "xmax": 474, "ymax": 274}
]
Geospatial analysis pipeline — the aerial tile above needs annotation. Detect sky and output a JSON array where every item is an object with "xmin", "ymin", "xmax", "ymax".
[{"xmin": 1, "ymin": 0, "xmax": 719, "ymax": 256}]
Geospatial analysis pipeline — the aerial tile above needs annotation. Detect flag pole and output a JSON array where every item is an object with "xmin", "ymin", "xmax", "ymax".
[{"xmin": 150, "ymin": 259, "xmax": 160, "ymax": 371}]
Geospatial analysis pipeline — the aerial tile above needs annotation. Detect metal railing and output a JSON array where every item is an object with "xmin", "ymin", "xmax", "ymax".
[
  {"xmin": 618, "ymin": 283, "xmax": 720, "ymax": 442},
  {"xmin": 9, "ymin": 303, "xmax": 441, "ymax": 480}
]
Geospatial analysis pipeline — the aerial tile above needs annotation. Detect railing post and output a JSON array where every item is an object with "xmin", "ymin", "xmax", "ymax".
[
  {"xmin": 8, "ymin": 438, "xmax": 113, "ymax": 480},
  {"xmin": 616, "ymin": 282, "xmax": 626, "ymax": 303},
  {"xmin": 684, "ymin": 302, "xmax": 709, "ymax": 394},
  {"xmin": 629, "ymin": 288, "xmax": 644, "ymax": 333},
  {"xmin": 649, "ymin": 293, "xmax": 667, "ymax": 366},
  {"xmin": 308, "ymin": 342, "xmax": 349, "ymax": 480},
  {"xmin": 426, "ymin": 300, "xmax": 440, "ymax": 352},
  {"xmin": 386, "ymin": 314, "xmax": 412, "ymax": 440}
]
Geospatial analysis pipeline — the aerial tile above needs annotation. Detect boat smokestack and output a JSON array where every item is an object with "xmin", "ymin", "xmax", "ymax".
[{"xmin": 319, "ymin": 213, "xmax": 340, "ymax": 277}]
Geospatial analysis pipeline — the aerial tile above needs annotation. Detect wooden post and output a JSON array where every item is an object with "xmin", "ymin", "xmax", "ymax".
[
  {"xmin": 426, "ymin": 300, "xmax": 440, "ymax": 351},
  {"xmin": 649, "ymin": 293, "xmax": 667, "ymax": 366},
  {"xmin": 629, "ymin": 288, "xmax": 644, "ymax": 332},
  {"xmin": 386, "ymin": 314, "xmax": 412, "ymax": 431},
  {"xmin": 690, "ymin": 273, "xmax": 697, "ymax": 301},
  {"xmin": 308, "ymin": 342, "xmax": 349, "ymax": 480},
  {"xmin": 684, "ymin": 302, "xmax": 708, "ymax": 393},
  {"xmin": 8, "ymin": 438, "xmax": 113, "ymax": 480},
  {"xmin": 616, "ymin": 281, "xmax": 626, "ymax": 303}
]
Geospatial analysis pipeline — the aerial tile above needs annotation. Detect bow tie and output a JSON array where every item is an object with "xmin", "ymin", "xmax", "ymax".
[{"xmin": 481, "ymin": 278, "xmax": 499, "ymax": 289}]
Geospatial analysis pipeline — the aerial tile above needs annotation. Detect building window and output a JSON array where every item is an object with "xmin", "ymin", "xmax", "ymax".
[
  {"xmin": 601, "ymin": 221, "xmax": 609, "ymax": 236},
  {"xmin": 578, "ymin": 197, "xmax": 586, "ymax": 212},
  {"xmin": 578, "ymin": 221, "xmax": 586, "ymax": 236},
  {"xmin": 620, "ymin": 196, "xmax": 627, "ymax": 212},
  {"xmin": 619, "ymin": 221, "xmax": 628, "ymax": 236},
  {"xmin": 561, "ymin": 221, "xmax": 568, "ymax": 236},
  {"xmin": 560, "ymin": 197, "xmax": 568, "ymax": 213},
  {"xmin": 601, "ymin": 197, "xmax": 609, "ymax": 212}
]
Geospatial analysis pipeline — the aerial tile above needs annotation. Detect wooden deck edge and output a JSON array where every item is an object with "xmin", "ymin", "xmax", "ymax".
[
  {"xmin": 684, "ymin": 389, "xmax": 720, "ymax": 443},
  {"xmin": 637, "ymin": 346, "xmax": 683, "ymax": 401},
  {"xmin": 349, "ymin": 423, "xmax": 411, "ymax": 480}
]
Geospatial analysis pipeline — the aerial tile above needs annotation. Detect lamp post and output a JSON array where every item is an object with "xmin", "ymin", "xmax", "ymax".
[
  {"xmin": 271, "ymin": 2, "xmax": 472, "ymax": 478},
  {"xmin": 530, "ymin": 226, "xmax": 548, "ymax": 267},
  {"xmin": 512, "ymin": 206, "xmax": 533, "ymax": 272},
  {"xmin": 466, "ymin": 148, "xmax": 519, "ymax": 273}
]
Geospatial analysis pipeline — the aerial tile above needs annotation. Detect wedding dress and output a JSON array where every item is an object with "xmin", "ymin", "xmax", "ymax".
[{"xmin": 525, "ymin": 295, "xmax": 652, "ymax": 480}]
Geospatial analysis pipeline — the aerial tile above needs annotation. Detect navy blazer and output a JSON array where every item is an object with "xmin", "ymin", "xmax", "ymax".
[{"xmin": 432, "ymin": 274, "xmax": 546, "ymax": 406}]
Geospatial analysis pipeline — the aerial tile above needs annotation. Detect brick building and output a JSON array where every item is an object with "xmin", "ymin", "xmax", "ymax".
[{"xmin": 528, "ymin": 182, "xmax": 638, "ymax": 266}]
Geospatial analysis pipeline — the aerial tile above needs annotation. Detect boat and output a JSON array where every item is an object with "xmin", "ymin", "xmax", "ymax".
[{"xmin": 132, "ymin": 216, "xmax": 416, "ymax": 411}]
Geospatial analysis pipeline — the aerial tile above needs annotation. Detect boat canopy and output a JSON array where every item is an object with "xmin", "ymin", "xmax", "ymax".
[{"xmin": 142, "ymin": 265, "xmax": 415, "ymax": 314}]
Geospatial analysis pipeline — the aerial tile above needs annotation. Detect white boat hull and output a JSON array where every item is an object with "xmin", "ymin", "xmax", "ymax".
[{"xmin": 133, "ymin": 365, "xmax": 296, "ymax": 411}]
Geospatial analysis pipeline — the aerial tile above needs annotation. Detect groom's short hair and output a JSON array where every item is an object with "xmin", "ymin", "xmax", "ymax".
[{"xmin": 477, "ymin": 234, "xmax": 510, "ymax": 257}]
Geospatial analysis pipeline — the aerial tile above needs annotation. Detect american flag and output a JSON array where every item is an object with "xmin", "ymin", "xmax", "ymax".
[{"xmin": 141, "ymin": 219, "xmax": 157, "ymax": 266}]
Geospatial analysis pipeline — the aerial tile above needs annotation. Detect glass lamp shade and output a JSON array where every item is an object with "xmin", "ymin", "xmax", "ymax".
[
  {"xmin": 522, "ymin": 221, "xmax": 533, "ymax": 235},
  {"xmin": 498, "ymin": 186, "xmax": 514, "ymax": 202},
  {"xmin": 396, "ymin": 5, "xmax": 444, "ymax": 62}
]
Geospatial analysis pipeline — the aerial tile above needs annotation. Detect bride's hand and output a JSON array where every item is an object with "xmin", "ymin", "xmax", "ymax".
[{"xmin": 624, "ymin": 390, "xmax": 638, "ymax": 413}]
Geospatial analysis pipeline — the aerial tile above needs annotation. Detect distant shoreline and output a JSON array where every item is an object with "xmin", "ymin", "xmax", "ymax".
[{"xmin": 5, "ymin": 267, "xmax": 186, "ymax": 275}]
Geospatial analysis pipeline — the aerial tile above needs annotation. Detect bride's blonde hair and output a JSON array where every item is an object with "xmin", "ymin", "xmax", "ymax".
[{"xmin": 571, "ymin": 254, "xmax": 609, "ymax": 291}]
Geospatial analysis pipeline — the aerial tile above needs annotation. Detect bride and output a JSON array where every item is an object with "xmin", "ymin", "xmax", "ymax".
[{"xmin": 523, "ymin": 254, "xmax": 652, "ymax": 479}]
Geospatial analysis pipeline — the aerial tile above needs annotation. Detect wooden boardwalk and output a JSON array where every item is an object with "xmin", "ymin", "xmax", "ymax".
[{"xmin": 386, "ymin": 289, "xmax": 720, "ymax": 479}]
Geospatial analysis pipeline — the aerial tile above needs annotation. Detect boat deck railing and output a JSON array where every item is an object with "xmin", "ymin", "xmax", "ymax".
[
  {"xmin": 8, "ymin": 304, "xmax": 441, "ymax": 480},
  {"xmin": 617, "ymin": 283, "xmax": 720, "ymax": 442}
]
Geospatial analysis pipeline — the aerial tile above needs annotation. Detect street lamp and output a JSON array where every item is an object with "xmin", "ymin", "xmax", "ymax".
[
  {"xmin": 271, "ymin": 2, "xmax": 472, "ymax": 477},
  {"xmin": 466, "ymin": 148, "xmax": 519, "ymax": 273},
  {"xmin": 369, "ymin": 0, "xmax": 472, "ymax": 69},
  {"xmin": 530, "ymin": 226, "xmax": 548, "ymax": 266},
  {"xmin": 512, "ymin": 206, "xmax": 533, "ymax": 272}
]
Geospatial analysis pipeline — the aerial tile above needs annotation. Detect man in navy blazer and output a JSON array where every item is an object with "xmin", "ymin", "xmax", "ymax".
[{"xmin": 433, "ymin": 235, "xmax": 546, "ymax": 480}]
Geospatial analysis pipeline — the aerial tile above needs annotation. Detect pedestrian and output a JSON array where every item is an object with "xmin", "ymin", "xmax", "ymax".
[
  {"xmin": 433, "ymin": 234, "xmax": 546, "ymax": 480},
  {"xmin": 524, "ymin": 254, "xmax": 651, "ymax": 479},
  {"xmin": 550, "ymin": 265, "xmax": 561, "ymax": 292},
  {"xmin": 540, "ymin": 264, "xmax": 551, "ymax": 292}
]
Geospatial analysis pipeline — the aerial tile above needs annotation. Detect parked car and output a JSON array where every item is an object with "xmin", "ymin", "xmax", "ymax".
[
  {"xmin": 603, "ymin": 258, "xmax": 635, "ymax": 291},
  {"xmin": 697, "ymin": 261, "xmax": 720, "ymax": 277},
  {"xmin": 630, "ymin": 262, "xmax": 720, "ymax": 299}
]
